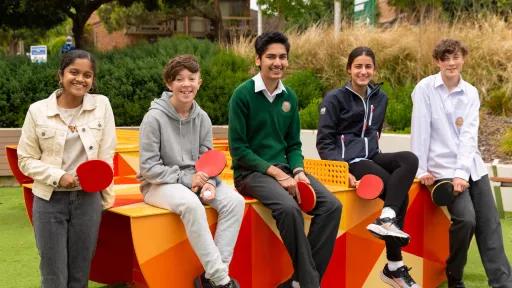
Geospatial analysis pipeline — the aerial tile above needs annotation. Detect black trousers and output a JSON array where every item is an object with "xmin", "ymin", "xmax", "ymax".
[
  {"xmin": 235, "ymin": 169, "xmax": 342, "ymax": 288},
  {"xmin": 349, "ymin": 151, "xmax": 418, "ymax": 261},
  {"xmin": 447, "ymin": 175, "xmax": 512, "ymax": 288}
]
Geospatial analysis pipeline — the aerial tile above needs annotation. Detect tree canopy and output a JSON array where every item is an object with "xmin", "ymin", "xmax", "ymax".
[{"xmin": 0, "ymin": 0, "xmax": 159, "ymax": 48}]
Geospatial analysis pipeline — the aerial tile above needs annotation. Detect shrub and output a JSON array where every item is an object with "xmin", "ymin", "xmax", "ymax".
[
  {"xmin": 500, "ymin": 129, "xmax": 512, "ymax": 156},
  {"xmin": 0, "ymin": 37, "xmax": 251, "ymax": 127},
  {"xmin": 199, "ymin": 51, "xmax": 251, "ymax": 125},
  {"xmin": 284, "ymin": 70, "xmax": 326, "ymax": 109},
  {"xmin": 299, "ymin": 98, "xmax": 322, "ymax": 129},
  {"xmin": 381, "ymin": 82, "xmax": 414, "ymax": 133},
  {"xmin": 484, "ymin": 88, "xmax": 512, "ymax": 116}
]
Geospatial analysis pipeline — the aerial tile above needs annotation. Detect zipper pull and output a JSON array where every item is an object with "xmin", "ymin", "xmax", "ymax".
[
  {"xmin": 369, "ymin": 105, "xmax": 374, "ymax": 127},
  {"xmin": 340, "ymin": 135, "xmax": 345, "ymax": 159}
]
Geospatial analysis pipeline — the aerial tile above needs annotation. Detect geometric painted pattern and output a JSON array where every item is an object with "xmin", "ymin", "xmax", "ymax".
[{"xmin": 6, "ymin": 130, "xmax": 450, "ymax": 287}]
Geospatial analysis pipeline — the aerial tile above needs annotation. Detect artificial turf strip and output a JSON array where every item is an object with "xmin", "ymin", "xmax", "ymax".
[{"xmin": 0, "ymin": 187, "xmax": 510, "ymax": 287}]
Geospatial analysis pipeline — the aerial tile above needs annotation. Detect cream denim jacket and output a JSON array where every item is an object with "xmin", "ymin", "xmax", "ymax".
[{"xmin": 17, "ymin": 90, "xmax": 117, "ymax": 209}]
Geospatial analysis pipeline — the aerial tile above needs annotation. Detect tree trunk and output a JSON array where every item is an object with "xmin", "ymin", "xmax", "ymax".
[
  {"xmin": 72, "ymin": 15, "xmax": 86, "ymax": 49},
  {"xmin": 213, "ymin": 0, "xmax": 224, "ymax": 42}
]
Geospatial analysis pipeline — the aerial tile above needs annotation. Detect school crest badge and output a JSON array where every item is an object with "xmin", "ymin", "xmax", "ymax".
[
  {"xmin": 455, "ymin": 117, "xmax": 464, "ymax": 128},
  {"xmin": 282, "ymin": 101, "xmax": 291, "ymax": 112}
]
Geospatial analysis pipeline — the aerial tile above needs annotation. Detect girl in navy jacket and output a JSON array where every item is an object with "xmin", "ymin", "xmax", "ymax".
[{"xmin": 316, "ymin": 47, "xmax": 420, "ymax": 288}]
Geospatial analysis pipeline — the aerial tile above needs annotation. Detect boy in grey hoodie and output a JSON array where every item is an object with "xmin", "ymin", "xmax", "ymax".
[{"xmin": 137, "ymin": 55, "xmax": 244, "ymax": 288}]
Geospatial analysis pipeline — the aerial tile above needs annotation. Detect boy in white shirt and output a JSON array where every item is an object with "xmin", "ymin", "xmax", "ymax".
[{"xmin": 410, "ymin": 38, "xmax": 512, "ymax": 288}]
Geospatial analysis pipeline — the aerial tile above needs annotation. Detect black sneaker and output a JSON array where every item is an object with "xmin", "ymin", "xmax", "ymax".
[
  {"xmin": 447, "ymin": 277, "xmax": 465, "ymax": 288},
  {"xmin": 194, "ymin": 273, "xmax": 240, "ymax": 288},
  {"xmin": 216, "ymin": 279, "xmax": 240, "ymax": 288},
  {"xmin": 367, "ymin": 217, "xmax": 410, "ymax": 245},
  {"xmin": 380, "ymin": 264, "xmax": 420, "ymax": 288}
]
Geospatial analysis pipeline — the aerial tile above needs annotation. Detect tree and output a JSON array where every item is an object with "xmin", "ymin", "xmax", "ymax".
[
  {"xmin": 0, "ymin": 0, "xmax": 159, "ymax": 49},
  {"xmin": 256, "ymin": 0, "xmax": 353, "ymax": 29}
]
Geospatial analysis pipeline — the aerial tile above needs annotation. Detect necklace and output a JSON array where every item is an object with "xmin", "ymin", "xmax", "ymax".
[{"xmin": 59, "ymin": 106, "xmax": 81, "ymax": 133}]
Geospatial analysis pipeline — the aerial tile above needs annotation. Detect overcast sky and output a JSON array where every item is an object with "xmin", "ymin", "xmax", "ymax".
[{"xmin": 250, "ymin": 0, "xmax": 258, "ymax": 10}]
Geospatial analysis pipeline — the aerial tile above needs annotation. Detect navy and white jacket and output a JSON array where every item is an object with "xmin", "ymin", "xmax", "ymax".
[{"xmin": 316, "ymin": 82, "xmax": 387, "ymax": 163}]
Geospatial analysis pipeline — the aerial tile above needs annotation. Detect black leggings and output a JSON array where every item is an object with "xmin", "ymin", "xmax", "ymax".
[{"xmin": 349, "ymin": 151, "xmax": 418, "ymax": 261}]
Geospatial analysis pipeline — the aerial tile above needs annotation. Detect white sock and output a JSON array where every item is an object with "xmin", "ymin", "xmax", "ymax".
[
  {"xmin": 292, "ymin": 280, "xmax": 300, "ymax": 288},
  {"xmin": 388, "ymin": 260, "xmax": 404, "ymax": 271},
  {"xmin": 380, "ymin": 207, "xmax": 396, "ymax": 219}
]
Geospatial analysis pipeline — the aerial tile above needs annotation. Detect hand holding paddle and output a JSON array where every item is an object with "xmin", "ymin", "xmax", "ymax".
[
  {"xmin": 59, "ymin": 173, "xmax": 77, "ymax": 189},
  {"xmin": 191, "ymin": 172, "xmax": 209, "ymax": 192},
  {"xmin": 192, "ymin": 150, "xmax": 227, "ymax": 193},
  {"xmin": 296, "ymin": 181, "xmax": 316, "ymax": 213},
  {"xmin": 76, "ymin": 159, "xmax": 113, "ymax": 193},
  {"xmin": 430, "ymin": 179, "xmax": 455, "ymax": 206},
  {"xmin": 356, "ymin": 174, "xmax": 384, "ymax": 200}
]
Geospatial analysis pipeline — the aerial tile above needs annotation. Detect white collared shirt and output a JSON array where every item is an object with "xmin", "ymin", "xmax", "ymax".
[
  {"xmin": 410, "ymin": 73, "xmax": 487, "ymax": 181},
  {"xmin": 252, "ymin": 73, "xmax": 287, "ymax": 102}
]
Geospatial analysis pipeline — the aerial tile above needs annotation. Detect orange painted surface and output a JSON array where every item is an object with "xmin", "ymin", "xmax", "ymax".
[{"xmin": 5, "ymin": 132, "xmax": 450, "ymax": 288}]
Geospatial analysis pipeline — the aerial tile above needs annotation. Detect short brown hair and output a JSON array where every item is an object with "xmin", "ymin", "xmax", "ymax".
[
  {"xmin": 432, "ymin": 39, "xmax": 468, "ymax": 60},
  {"xmin": 162, "ymin": 54, "xmax": 200, "ymax": 83}
]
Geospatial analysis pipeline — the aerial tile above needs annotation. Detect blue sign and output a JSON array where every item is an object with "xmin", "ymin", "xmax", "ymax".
[{"xmin": 30, "ymin": 45, "xmax": 47, "ymax": 63}]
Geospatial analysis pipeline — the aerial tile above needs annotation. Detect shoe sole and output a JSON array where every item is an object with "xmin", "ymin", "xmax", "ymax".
[
  {"xmin": 380, "ymin": 271, "xmax": 401, "ymax": 288},
  {"xmin": 367, "ymin": 224, "xmax": 410, "ymax": 239}
]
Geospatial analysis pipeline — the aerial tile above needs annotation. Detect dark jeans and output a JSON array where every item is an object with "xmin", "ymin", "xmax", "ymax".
[
  {"xmin": 349, "ymin": 151, "xmax": 418, "ymax": 261},
  {"xmin": 235, "ymin": 170, "xmax": 342, "ymax": 288},
  {"xmin": 33, "ymin": 191, "xmax": 103, "ymax": 288},
  {"xmin": 447, "ymin": 175, "xmax": 512, "ymax": 288}
]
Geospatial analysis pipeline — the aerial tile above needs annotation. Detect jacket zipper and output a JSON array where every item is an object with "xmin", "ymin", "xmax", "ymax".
[
  {"xmin": 340, "ymin": 134, "xmax": 345, "ymax": 159},
  {"xmin": 345, "ymin": 86, "xmax": 378, "ymax": 138},
  {"xmin": 369, "ymin": 105, "xmax": 374, "ymax": 127}
]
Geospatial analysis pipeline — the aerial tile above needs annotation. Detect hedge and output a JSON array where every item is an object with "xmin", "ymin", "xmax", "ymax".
[{"xmin": 0, "ymin": 37, "xmax": 413, "ymax": 132}]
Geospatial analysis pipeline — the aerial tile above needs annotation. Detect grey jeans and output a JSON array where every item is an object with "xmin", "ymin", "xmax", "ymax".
[
  {"xmin": 235, "ymin": 171, "xmax": 342, "ymax": 288},
  {"xmin": 143, "ymin": 182, "xmax": 245, "ymax": 285},
  {"xmin": 447, "ymin": 175, "xmax": 512, "ymax": 288},
  {"xmin": 32, "ymin": 191, "xmax": 103, "ymax": 288}
]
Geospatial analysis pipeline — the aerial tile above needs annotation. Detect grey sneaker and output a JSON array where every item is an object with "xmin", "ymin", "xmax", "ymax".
[
  {"xmin": 367, "ymin": 217, "xmax": 410, "ymax": 243},
  {"xmin": 380, "ymin": 264, "xmax": 421, "ymax": 288}
]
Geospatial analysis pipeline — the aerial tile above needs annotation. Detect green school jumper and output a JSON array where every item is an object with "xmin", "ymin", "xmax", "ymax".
[{"xmin": 228, "ymin": 79, "xmax": 304, "ymax": 180}]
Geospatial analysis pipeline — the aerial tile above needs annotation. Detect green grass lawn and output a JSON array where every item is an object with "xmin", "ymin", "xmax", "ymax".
[{"xmin": 1, "ymin": 186, "xmax": 511, "ymax": 287}]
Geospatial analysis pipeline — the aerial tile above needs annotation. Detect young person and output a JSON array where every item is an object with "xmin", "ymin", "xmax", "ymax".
[
  {"xmin": 411, "ymin": 39, "xmax": 512, "ymax": 288},
  {"xmin": 316, "ymin": 46, "xmax": 420, "ymax": 288},
  {"xmin": 137, "ymin": 55, "xmax": 244, "ymax": 288},
  {"xmin": 228, "ymin": 31, "xmax": 342, "ymax": 288},
  {"xmin": 17, "ymin": 49, "xmax": 116, "ymax": 287}
]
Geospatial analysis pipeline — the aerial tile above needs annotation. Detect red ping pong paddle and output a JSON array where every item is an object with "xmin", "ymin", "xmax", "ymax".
[
  {"xmin": 297, "ymin": 181, "xmax": 316, "ymax": 213},
  {"xmin": 356, "ymin": 174, "xmax": 384, "ymax": 200},
  {"xmin": 76, "ymin": 160, "xmax": 113, "ymax": 193},
  {"xmin": 195, "ymin": 150, "xmax": 227, "ymax": 177}
]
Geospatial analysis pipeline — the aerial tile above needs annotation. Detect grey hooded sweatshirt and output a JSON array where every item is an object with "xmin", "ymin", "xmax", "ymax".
[{"xmin": 137, "ymin": 91, "xmax": 213, "ymax": 194}]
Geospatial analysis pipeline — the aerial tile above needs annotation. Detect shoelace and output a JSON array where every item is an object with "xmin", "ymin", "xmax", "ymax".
[{"xmin": 396, "ymin": 266, "xmax": 416, "ymax": 285}]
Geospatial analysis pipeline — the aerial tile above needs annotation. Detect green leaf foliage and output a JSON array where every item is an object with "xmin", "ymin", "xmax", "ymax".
[
  {"xmin": 0, "ymin": 37, "xmax": 250, "ymax": 127},
  {"xmin": 284, "ymin": 69, "xmax": 325, "ymax": 110},
  {"xmin": 381, "ymin": 82, "xmax": 415, "ymax": 133},
  {"xmin": 299, "ymin": 98, "xmax": 322, "ymax": 129}
]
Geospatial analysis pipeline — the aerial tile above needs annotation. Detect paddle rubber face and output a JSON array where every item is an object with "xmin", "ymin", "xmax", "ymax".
[
  {"xmin": 297, "ymin": 181, "xmax": 316, "ymax": 213},
  {"xmin": 76, "ymin": 160, "xmax": 113, "ymax": 193},
  {"xmin": 431, "ymin": 179, "xmax": 455, "ymax": 206},
  {"xmin": 195, "ymin": 150, "xmax": 227, "ymax": 177},
  {"xmin": 356, "ymin": 174, "xmax": 384, "ymax": 200}
]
